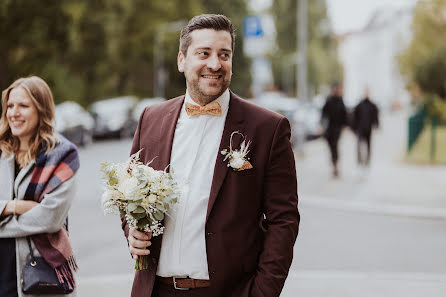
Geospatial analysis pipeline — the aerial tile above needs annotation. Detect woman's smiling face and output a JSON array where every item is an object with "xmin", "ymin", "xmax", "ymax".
[{"xmin": 7, "ymin": 87, "xmax": 39, "ymax": 146}]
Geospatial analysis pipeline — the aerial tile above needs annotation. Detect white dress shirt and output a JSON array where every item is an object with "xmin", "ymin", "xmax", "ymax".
[{"xmin": 156, "ymin": 89, "xmax": 230, "ymax": 279}]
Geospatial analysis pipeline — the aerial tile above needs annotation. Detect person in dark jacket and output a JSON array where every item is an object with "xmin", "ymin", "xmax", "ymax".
[
  {"xmin": 321, "ymin": 82, "xmax": 347, "ymax": 177},
  {"xmin": 353, "ymin": 87, "xmax": 379, "ymax": 167}
]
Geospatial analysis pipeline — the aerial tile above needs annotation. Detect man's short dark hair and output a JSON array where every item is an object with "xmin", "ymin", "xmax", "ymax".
[{"xmin": 179, "ymin": 14, "xmax": 235, "ymax": 56}]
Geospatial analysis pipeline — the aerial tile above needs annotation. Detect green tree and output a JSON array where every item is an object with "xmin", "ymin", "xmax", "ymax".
[
  {"xmin": 1, "ymin": 0, "xmax": 251, "ymax": 106},
  {"xmin": 0, "ymin": 0, "xmax": 72, "ymax": 102},
  {"xmin": 398, "ymin": 0, "xmax": 446, "ymax": 120},
  {"xmin": 269, "ymin": 0, "xmax": 340, "ymax": 97}
]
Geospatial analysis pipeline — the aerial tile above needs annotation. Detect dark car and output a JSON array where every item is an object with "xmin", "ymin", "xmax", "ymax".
[
  {"xmin": 89, "ymin": 96, "xmax": 137, "ymax": 139},
  {"xmin": 55, "ymin": 101, "xmax": 94, "ymax": 147}
]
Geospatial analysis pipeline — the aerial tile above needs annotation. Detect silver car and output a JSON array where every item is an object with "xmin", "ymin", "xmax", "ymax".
[{"xmin": 89, "ymin": 96, "xmax": 137, "ymax": 139}]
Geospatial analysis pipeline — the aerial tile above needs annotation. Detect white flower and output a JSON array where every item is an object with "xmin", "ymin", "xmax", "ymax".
[
  {"xmin": 101, "ymin": 189, "xmax": 113, "ymax": 204},
  {"xmin": 148, "ymin": 194, "xmax": 157, "ymax": 203},
  {"xmin": 229, "ymin": 157, "xmax": 245, "ymax": 169},
  {"xmin": 118, "ymin": 176, "xmax": 140, "ymax": 200},
  {"xmin": 143, "ymin": 166, "xmax": 162, "ymax": 182},
  {"xmin": 116, "ymin": 165, "xmax": 130, "ymax": 181}
]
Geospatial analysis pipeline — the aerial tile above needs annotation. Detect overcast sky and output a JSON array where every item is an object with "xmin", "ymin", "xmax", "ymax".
[{"xmin": 249, "ymin": 0, "xmax": 419, "ymax": 34}]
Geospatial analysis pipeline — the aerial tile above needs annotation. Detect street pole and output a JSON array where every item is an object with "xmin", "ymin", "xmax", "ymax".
[
  {"xmin": 294, "ymin": 0, "xmax": 308, "ymax": 155},
  {"xmin": 297, "ymin": 0, "xmax": 308, "ymax": 102}
]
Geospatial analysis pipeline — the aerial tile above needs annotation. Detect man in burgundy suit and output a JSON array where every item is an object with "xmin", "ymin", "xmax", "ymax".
[{"xmin": 122, "ymin": 14, "xmax": 299, "ymax": 297}]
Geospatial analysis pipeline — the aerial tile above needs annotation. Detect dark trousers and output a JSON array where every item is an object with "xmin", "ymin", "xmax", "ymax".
[
  {"xmin": 0, "ymin": 238, "xmax": 18, "ymax": 297},
  {"xmin": 325, "ymin": 129, "xmax": 341, "ymax": 167},
  {"xmin": 357, "ymin": 132, "xmax": 371, "ymax": 166},
  {"xmin": 152, "ymin": 280, "xmax": 212, "ymax": 297}
]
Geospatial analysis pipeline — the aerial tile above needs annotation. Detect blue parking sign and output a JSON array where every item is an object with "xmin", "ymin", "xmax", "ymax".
[{"xmin": 243, "ymin": 16, "xmax": 264, "ymax": 38}]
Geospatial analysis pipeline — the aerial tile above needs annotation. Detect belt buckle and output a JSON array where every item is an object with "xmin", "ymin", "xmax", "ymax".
[{"xmin": 173, "ymin": 276, "xmax": 190, "ymax": 290}]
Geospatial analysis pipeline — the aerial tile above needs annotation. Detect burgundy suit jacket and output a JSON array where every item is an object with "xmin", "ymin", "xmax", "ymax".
[{"xmin": 122, "ymin": 92, "xmax": 299, "ymax": 297}]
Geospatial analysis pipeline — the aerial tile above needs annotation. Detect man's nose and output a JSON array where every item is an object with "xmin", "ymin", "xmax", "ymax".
[{"xmin": 207, "ymin": 54, "xmax": 221, "ymax": 71}]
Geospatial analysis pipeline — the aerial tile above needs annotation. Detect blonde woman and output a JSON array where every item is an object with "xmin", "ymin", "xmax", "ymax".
[{"xmin": 0, "ymin": 76, "xmax": 79, "ymax": 297}]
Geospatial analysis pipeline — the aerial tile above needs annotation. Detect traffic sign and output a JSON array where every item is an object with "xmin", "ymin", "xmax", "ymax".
[{"xmin": 243, "ymin": 16, "xmax": 264, "ymax": 38}]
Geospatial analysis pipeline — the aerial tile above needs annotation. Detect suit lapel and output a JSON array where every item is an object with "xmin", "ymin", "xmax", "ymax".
[
  {"xmin": 206, "ymin": 93, "xmax": 245, "ymax": 222},
  {"xmin": 155, "ymin": 97, "xmax": 184, "ymax": 171}
]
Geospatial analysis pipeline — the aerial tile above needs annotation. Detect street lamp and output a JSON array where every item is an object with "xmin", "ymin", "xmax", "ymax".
[{"xmin": 295, "ymin": 0, "xmax": 308, "ymax": 155}]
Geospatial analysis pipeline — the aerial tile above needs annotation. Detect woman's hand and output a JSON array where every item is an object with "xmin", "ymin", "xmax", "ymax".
[{"xmin": 1, "ymin": 200, "xmax": 39, "ymax": 216}]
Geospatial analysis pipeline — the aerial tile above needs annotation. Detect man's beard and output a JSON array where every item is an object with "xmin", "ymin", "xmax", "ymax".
[{"xmin": 188, "ymin": 72, "xmax": 231, "ymax": 104}]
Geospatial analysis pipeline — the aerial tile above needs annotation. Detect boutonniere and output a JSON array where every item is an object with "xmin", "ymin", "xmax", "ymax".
[{"xmin": 221, "ymin": 131, "xmax": 253, "ymax": 171}]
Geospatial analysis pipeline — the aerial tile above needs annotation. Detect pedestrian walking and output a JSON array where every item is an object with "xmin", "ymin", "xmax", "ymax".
[
  {"xmin": 321, "ymin": 82, "xmax": 348, "ymax": 177},
  {"xmin": 123, "ymin": 14, "xmax": 300, "ymax": 297},
  {"xmin": 0, "ymin": 76, "xmax": 79, "ymax": 297},
  {"xmin": 353, "ymin": 87, "xmax": 379, "ymax": 167}
]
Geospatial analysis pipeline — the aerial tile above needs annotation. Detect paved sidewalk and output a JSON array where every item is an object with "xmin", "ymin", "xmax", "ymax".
[
  {"xmin": 295, "ymin": 109, "xmax": 446, "ymax": 218},
  {"xmin": 76, "ymin": 110, "xmax": 446, "ymax": 297},
  {"xmin": 77, "ymin": 271, "xmax": 446, "ymax": 297},
  {"xmin": 281, "ymin": 271, "xmax": 446, "ymax": 297}
]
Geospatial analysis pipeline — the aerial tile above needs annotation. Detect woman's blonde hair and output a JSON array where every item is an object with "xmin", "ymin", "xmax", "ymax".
[{"xmin": 0, "ymin": 76, "xmax": 58, "ymax": 167}]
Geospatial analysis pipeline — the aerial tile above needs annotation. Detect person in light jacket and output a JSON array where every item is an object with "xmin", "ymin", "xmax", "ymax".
[{"xmin": 0, "ymin": 76, "xmax": 79, "ymax": 297}]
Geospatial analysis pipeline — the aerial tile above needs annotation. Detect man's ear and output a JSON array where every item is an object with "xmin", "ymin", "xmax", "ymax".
[{"xmin": 178, "ymin": 51, "xmax": 185, "ymax": 73}]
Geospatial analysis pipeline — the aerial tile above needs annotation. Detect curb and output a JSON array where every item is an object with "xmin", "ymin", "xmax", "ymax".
[{"xmin": 301, "ymin": 196, "xmax": 446, "ymax": 220}]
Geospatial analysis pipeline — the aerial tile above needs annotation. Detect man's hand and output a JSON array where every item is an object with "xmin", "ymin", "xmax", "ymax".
[{"xmin": 128, "ymin": 227, "xmax": 152, "ymax": 260}]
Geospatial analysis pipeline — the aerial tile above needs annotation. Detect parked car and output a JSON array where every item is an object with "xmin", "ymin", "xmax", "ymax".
[
  {"xmin": 292, "ymin": 102, "xmax": 323, "ymax": 141},
  {"xmin": 89, "ymin": 96, "xmax": 137, "ymax": 139},
  {"xmin": 252, "ymin": 92, "xmax": 300, "ymax": 120},
  {"xmin": 251, "ymin": 92, "xmax": 322, "ymax": 149},
  {"xmin": 132, "ymin": 97, "xmax": 166, "ymax": 122},
  {"xmin": 55, "ymin": 101, "xmax": 94, "ymax": 147}
]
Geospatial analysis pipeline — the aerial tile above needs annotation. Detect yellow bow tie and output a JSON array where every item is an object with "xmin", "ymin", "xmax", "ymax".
[{"xmin": 185, "ymin": 101, "xmax": 222, "ymax": 116}]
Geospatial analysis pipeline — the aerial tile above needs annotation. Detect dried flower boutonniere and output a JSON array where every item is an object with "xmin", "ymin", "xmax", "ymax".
[{"xmin": 221, "ymin": 131, "xmax": 253, "ymax": 171}]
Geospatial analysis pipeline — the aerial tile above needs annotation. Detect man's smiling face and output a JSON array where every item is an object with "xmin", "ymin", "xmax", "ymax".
[{"xmin": 178, "ymin": 29, "xmax": 233, "ymax": 105}]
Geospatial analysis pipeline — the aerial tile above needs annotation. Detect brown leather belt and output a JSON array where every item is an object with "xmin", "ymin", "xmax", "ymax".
[{"xmin": 156, "ymin": 276, "xmax": 210, "ymax": 290}]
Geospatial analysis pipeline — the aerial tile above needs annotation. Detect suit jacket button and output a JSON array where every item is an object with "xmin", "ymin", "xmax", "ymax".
[{"xmin": 152, "ymin": 258, "xmax": 157, "ymax": 264}]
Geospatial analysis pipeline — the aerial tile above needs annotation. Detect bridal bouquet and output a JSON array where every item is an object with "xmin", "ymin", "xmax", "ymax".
[{"xmin": 100, "ymin": 151, "xmax": 179, "ymax": 270}]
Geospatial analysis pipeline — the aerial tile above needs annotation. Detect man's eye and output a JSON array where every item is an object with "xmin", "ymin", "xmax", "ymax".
[
  {"xmin": 198, "ymin": 52, "xmax": 209, "ymax": 57},
  {"xmin": 220, "ymin": 53, "xmax": 231, "ymax": 59}
]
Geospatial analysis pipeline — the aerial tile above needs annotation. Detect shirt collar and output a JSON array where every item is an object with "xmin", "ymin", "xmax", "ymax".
[{"xmin": 184, "ymin": 89, "xmax": 230, "ymax": 115}]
